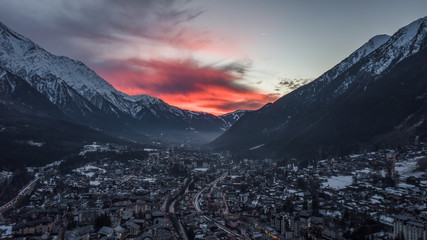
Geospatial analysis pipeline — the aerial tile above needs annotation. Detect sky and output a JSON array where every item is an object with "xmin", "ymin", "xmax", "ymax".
[{"xmin": 0, "ymin": 0, "xmax": 426, "ymax": 115}]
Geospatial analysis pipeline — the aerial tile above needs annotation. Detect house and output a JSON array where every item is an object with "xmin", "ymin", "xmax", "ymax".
[
  {"xmin": 394, "ymin": 214, "xmax": 427, "ymax": 240},
  {"xmin": 97, "ymin": 226, "xmax": 114, "ymax": 238},
  {"xmin": 126, "ymin": 221, "xmax": 141, "ymax": 236}
]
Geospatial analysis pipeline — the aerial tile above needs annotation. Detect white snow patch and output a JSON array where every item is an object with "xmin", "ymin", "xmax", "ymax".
[
  {"xmin": 142, "ymin": 178, "xmax": 156, "ymax": 183},
  {"xmin": 79, "ymin": 142, "xmax": 109, "ymax": 155},
  {"xmin": 143, "ymin": 148, "xmax": 158, "ymax": 152},
  {"xmin": 395, "ymin": 156, "xmax": 425, "ymax": 177},
  {"xmin": 379, "ymin": 215, "xmax": 394, "ymax": 225},
  {"xmin": 357, "ymin": 168, "xmax": 372, "ymax": 174},
  {"xmin": 74, "ymin": 165, "xmax": 106, "ymax": 178},
  {"xmin": 193, "ymin": 168, "xmax": 209, "ymax": 172},
  {"xmin": 397, "ymin": 182, "xmax": 415, "ymax": 189},
  {"xmin": 322, "ymin": 175, "xmax": 353, "ymax": 190},
  {"xmin": 28, "ymin": 140, "xmax": 45, "ymax": 147},
  {"xmin": 43, "ymin": 160, "xmax": 63, "ymax": 169},
  {"xmin": 89, "ymin": 180, "xmax": 101, "ymax": 186},
  {"xmin": 0, "ymin": 225, "xmax": 12, "ymax": 238},
  {"xmin": 249, "ymin": 144, "xmax": 264, "ymax": 150}
]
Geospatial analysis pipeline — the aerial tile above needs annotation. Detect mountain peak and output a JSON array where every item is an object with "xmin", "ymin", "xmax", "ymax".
[
  {"xmin": 0, "ymin": 21, "xmax": 7, "ymax": 30},
  {"xmin": 389, "ymin": 16, "xmax": 427, "ymax": 48},
  {"xmin": 362, "ymin": 16, "xmax": 427, "ymax": 75},
  {"xmin": 128, "ymin": 94, "xmax": 161, "ymax": 103},
  {"xmin": 220, "ymin": 109, "xmax": 250, "ymax": 117},
  {"xmin": 367, "ymin": 34, "xmax": 391, "ymax": 46},
  {"xmin": 211, "ymin": 16, "xmax": 427, "ymax": 156},
  {"xmin": 218, "ymin": 109, "xmax": 252, "ymax": 128},
  {"xmin": 0, "ymin": 20, "xmax": 34, "ymax": 46},
  {"xmin": 304, "ymin": 30, "xmax": 390, "ymax": 92},
  {"xmin": 350, "ymin": 34, "xmax": 391, "ymax": 64},
  {"xmin": 0, "ymin": 21, "xmax": 13, "ymax": 32}
]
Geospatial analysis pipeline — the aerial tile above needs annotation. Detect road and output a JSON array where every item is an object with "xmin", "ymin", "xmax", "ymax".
[
  {"xmin": 0, "ymin": 177, "xmax": 39, "ymax": 213},
  {"xmin": 193, "ymin": 172, "xmax": 251, "ymax": 240},
  {"xmin": 193, "ymin": 172, "xmax": 228, "ymax": 213}
]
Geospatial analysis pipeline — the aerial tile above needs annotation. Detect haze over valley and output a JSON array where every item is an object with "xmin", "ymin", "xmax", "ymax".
[{"xmin": 0, "ymin": 1, "xmax": 426, "ymax": 239}]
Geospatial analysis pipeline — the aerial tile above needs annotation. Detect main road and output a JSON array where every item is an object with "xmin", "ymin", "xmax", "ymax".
[
  {"xmin": 0, "ymin": 177, "xmax": 39, "ymax": 213},
  {"xmin": 193, "ymin": 172, "xmax": 227, "ymax": 212},
  {"xmin": 193, "ymin": 172, "xmax": 251, "ymax": 240}
]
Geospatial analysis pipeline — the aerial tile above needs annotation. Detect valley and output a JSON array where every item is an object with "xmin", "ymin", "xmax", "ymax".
[{"xmin": 0, "ymin": 6, "xmax": 426, "ymax": 240}]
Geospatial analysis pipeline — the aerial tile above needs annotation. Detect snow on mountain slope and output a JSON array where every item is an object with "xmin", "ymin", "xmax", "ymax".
[
  {"xmin": 211, "ymin": 16, "xmax": 427, "ymax": 156},
  {"xmin": 314, "ymin": 35, "xmax": 390, "ymax": 86},
  {"xmin": 350, "ymin": 34, "xmax": 390, "ymax": 64},
  {"xmin": 258, "ymin": 32, "xmax": 392, "ymax": 125},
  {"xmin": 0, "ymin": 22, "xmax": 130, "ymax": 117},
  {"xmin": 333, "ymin": 16, "xmax": 427, "ymax": 95},
  {"xmin": 362, "ymin": 16, "xmax": 427, "ymax": 75},
  {"xmin": 297, "ymin": 34, "xmax": 390, "ymax": 101},
  {"xmin": 0, "ymin": 21, "xmax": 239, "ymax": 134},
  {"xmin": 0, "ymin": 65, "xmax": 67, "ymax": 117},
  {"xmin": 284, "ymin": 17, "xmax": 427, "ymax": 104},
  {"xmin": 0, "ymin": 21, "xmax": 142, "ymax": 116},
  {"xmin": 219, "ymin": 110, "xmax": 252, "ymax": 128}
]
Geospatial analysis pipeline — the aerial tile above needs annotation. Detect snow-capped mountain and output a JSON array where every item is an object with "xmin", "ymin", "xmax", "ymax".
[
  {"xmin": 210, "ymin": 16, "xmax": 427, "ymax": 157},
  {"xmin": 0, "ymin": 65, "xmax": 123, "ymax": 168},
  {"xmin": 0, "ymin": 65, "xmax": 65, "ymax": 118},
  {"xmin": 0, "ymin": 20, "xmax": 152, "ymax": 119},
  {"xmin": 0, "ymin": 21, "xmax": 242, "ymax": 143},
  {"xmin": 218, "ymin": 110, "xmax": 252, "ymax": 128}
]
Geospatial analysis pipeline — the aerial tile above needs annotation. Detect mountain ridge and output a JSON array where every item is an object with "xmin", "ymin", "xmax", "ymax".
[
  {"xmin": 0, "ymin": 20, "xmax": 247, "ymax": 143},
  {"xmin": 210, "ymin": 16, "xmax": 427, "ymax": 158},
  {"xmin": 0, "ymin": 65, "xmax": 128, "ymax": 168}
]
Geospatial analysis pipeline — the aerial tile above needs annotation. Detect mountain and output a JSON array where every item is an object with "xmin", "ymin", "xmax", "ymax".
[
  {"xmin": 0, "ymin": 66, "xmax": 125, "ymax": 169},
  {"xmin": 218, "ymin": 110, "xmax": 252, "ymax": 128},
  {"xmin": 210, "ymin": 16, "xmax": 427, "ymax": 158},
  {"xmin": 0, "ymin": 21, "xmax": 238, "ymax": 144}
]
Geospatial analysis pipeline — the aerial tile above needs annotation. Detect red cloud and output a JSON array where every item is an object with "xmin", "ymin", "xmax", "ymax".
[{"xmin": 95, "ymin": 58, "xmax": 279, "ymax": 115}]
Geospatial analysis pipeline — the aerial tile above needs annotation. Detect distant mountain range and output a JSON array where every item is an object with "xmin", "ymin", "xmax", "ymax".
[
  {"xmin": 0, "ymin": 21, "xmax": 251, "ymax": 148},
  {"xmin": 210, "ymin": 16, "xmax": 427, "ymax": 158},
  {"xmin": 2, "ymin": 16, "xmax": 426, "ymax": 166},
  {"xmin": 0, "ymin": 21, "xmax": 254, "ymax": 168}
]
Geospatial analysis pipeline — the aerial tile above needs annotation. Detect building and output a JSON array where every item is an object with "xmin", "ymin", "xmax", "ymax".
[{"xmin": 394, "ymin": 214, "xmax": 427, "ymax": 240}]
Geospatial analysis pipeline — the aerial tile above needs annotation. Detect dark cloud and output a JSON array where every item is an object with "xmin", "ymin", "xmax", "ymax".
[
  {"xmin": 275, "ymin": 77, "xmax": 313, "ymax": 92},
  {"xmin": 0, "ymin": 0, "xmax": 206, "ymax": 56},
  {"xmin": 218, "ymin": 60, "xmax": 252, "ymax": 75}
]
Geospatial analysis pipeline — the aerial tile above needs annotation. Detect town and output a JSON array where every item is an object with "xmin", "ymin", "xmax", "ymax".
[{"xmin": 0, "ymin": 142, "xmax": 426, "ymax": 240}]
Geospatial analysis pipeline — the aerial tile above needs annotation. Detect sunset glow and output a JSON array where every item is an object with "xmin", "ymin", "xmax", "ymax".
[
  {"xmin": 96, "ymin": 58, "xmax": 279, "ymax": 115},
  {"xmin": 1, "ymin": 0, "xmax": 426, "ymax": 114}
]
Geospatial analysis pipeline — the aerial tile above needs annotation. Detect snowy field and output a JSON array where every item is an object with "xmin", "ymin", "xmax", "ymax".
[
  {"xmin": 395, "ymin": 156, "xmax": 424, "ymax": 177},
  {"xmin": 74, "ymin": 165, "xmax": 106, "ymax": 178},
  {"xmin": 0, "ymin": 225, "xmax": 12, "ymax": 238},
  {"xmin": 322, "ymin": 175, "xmax": 353, "ymax": 190},
  {"xmin": 89, "ymin": 180, "xmax": 101, "ymax": 186}
]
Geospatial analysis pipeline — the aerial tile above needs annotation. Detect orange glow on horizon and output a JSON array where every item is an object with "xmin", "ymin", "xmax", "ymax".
[
  {"xmin": 118, "ymin": 86, "xmax": 278, "ymax": 116},
  {"xmin": 95, "ymin": 58, "xmax": 279, "ymax": 115}
]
